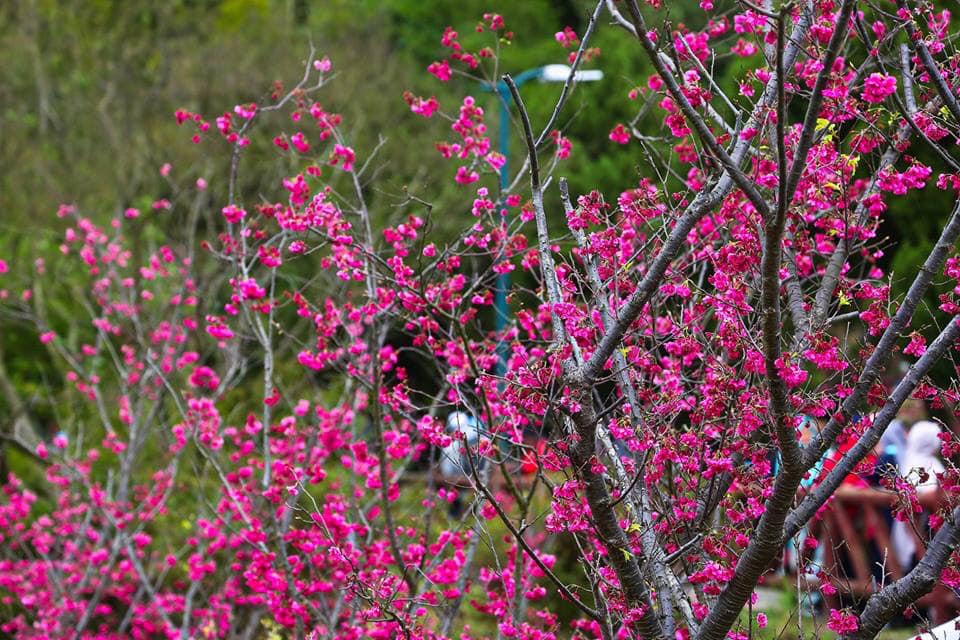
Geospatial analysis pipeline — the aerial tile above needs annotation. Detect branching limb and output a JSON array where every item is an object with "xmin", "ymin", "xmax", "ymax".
[
  {"xmin": 582, "ymin": 0, "xmax": 815, "ymax": 385},
  {"xmin": 624, "ymin": 1, "xmax": 773, "ymax": 220},
  {"xmin": 805, "ymin": 199, "xmax": 960, "ymax": 465},
  {"xmin": 851, "ymin": 503, "xmax": 960, "ymax": 639},
  {"xmin": 507, "ymin": 77, "xmax": 663, "ymax": 639},
  {"xmin": 785, "ymin": 314, "xmax": 960, "ymax": 539},
  {"xmin": 766, "ymin": 7, "xmax": 803, "ymax": 474},
  {"xmin": 535, "ymin": 1, "xmax": 605, "ymax": 148},
  {"xmin": 695, "ymin": 5, "xmax": 866, "ymax": 637},
  {"xmin": 563, "ymin": 178, "xmax": 698, "ymax": 634}
]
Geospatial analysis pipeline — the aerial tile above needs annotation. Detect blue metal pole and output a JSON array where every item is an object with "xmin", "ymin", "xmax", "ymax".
[
  {"xmin": 494, "ymin": 85, "xmax": 511, "ymax": 378},
  {"xmin": 491, "ymin": 68, "xmax": 543, "ymax": 379}
]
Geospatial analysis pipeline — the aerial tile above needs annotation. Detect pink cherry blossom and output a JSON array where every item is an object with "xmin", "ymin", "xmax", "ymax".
[
  {"xmin": 862, "ymin": 72, "xmax": 897, "ymax": 103},
  {"xmin": 609, "ymin": 123, "xmax": 630, "ymax": 144},
  {"xmin": 221, "ymin": 204, "xmax": 246, "ymax": 224},
  {"xmin": 427, "ymin": 59, "xmax": 452, "ymax": 81}
]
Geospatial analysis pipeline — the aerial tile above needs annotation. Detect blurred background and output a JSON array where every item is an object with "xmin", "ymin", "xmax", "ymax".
[
  {"xmin": 1, "ymin": 3, "xmax": 958, "ymax": 634},
  {"xmin": 3, "ymin": 0, "xmax": 958, "ymax": 446},
  {"xmin": 2, "ymin": 0, "xmax": 949, "ymax": 285},
  {"xmin": 2, "ymin": 0, "xmax": 949, "ymax": 261}
]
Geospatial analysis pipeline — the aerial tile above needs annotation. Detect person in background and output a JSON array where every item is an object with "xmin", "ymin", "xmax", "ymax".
[
  {"xmin": 879, "ymin": 398, "xmax": 927, "ymax": 473},
  {"xmin": 900, "ymin": 420, "xmax": 945, "ymax": 488},
  {"xmin": 439, "ymin": 410, "xmax": 482, "ymax": 478},
  {"xmin": 439, "ymin": 410, "xmax": 483, "ymax": 518},
  {"xmin": 891, "ymin": 419, "xmax": 945, "ymax": 570},
  {"xmin": 783, "ymin": 415, "xmax": 828, "ymax": 594}
]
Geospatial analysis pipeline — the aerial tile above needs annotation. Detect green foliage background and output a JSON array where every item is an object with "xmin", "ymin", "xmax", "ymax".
[
  {"xmin": 0, "ymin": 0, "xmax": 958, "ymax": 632},
  {"xmin": 2, "ymin": 0, "xmax": 956, "ymax": 436},
  {"xmin": 3, "ymin": 0, "xmax": 957, "ymax": 457},
  {"xmin": 0, "ymin": 0, "xmax": 718, "ymax": 225},
  {"xmin": 2, "ymin": 0, "xmax": 943, "ymax": 259}
]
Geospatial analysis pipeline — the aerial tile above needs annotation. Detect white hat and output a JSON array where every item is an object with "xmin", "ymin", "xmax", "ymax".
[{"xmin": 446, "ymin": 411, "xmax": 480, "ymax": 442}]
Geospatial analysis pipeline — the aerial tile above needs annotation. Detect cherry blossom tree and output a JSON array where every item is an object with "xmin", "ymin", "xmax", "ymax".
[{"xmin": 4, "ymin": 1, "xmax": 960, "ymax": 638}]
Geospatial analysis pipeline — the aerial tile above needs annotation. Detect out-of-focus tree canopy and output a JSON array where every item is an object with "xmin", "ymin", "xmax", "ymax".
[
  {"xmin": 0, "ymin": 1, "xmax": 718, "ymax": 225},
  {"xmin": 0, "ymin": 0, "xmax": 952, "ymax": 371}
]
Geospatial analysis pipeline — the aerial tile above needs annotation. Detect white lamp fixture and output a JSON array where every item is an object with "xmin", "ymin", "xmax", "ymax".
[{"xmin": 539, "ymin": 64, "xmax": 604, "ymax": 83}]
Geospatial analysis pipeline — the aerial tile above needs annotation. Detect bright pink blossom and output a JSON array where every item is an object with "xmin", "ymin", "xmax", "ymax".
[
  {"xmin": 455, "ymin": 166, "xmax": 479, "ymax": 184},
  {"xmin": 221, "ymin": 204, "xmax": 246, "ymax": 224},
  {"xmin": 861, "ymin": 73, "xmax": 897, "ymax": 103},
  {"xmin": 330, "ymin": 144, "xmax": 355, "ymax": 171},
  {"xmin": 827, "ymin": 610, "xmax": 859, "ymax": 634},
  {"xmin": 427, "ymin": 60, "xmax": 452, "ymax": 81},
  {"xmin": 609, "ymin": 124, "xmax": 630, "ymax": 144}
]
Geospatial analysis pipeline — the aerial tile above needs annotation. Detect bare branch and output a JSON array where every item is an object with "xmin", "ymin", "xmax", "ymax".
[
  {"xmin": 503, "ymin": 74, "xmax": 573, "ymax": 355},
  {"xmin": 786, "ymin": 313, "xmax": 960, "ymax": 538},
  {"xmin": 898, "ymin": 0, "xmax": 960, "ymax": 125},
  {"xmin": 805, "ymin": 199, "xmax": 960, "ymax": 465},
  {"xmin": 582, "ymin": 0, "xmax": 815, "ymax": 385},
  {"xmin": 535, "ymin": 1, "xmax": 605, "ymax": 148},
  {"xmin": 852, "ymin": 503, "xmax": 960, "ymax": 639}
]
